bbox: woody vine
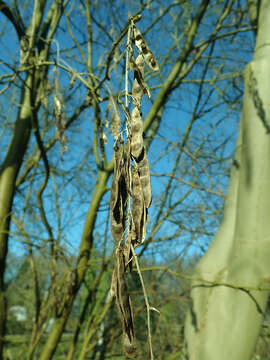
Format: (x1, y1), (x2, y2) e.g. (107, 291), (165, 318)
(109, 15), (159, 359)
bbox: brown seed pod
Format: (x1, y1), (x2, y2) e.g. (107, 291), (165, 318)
(123, 138), (131, 196)
(108, 95), (121, 139)
(133, 26), (159, 72)
(132, 54), (144, 106)
(136, 147), (152, 209)
(130, 107), (144, 159)
(112, 248), (137, 358)
(110, 144), (128, 243)
(110, 142), (122, 206)
(131, 168), (146, 244)
(131, 54), (150, 106)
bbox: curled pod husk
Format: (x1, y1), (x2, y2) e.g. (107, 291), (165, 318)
(130, 107), (144, 159)
(114, 248), (137, 358)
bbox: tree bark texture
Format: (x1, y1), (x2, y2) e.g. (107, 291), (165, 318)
(0, 73), (33, 358)
(185, 1), (270, 359)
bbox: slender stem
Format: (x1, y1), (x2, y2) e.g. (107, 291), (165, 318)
(131, 244), (154, 360)
(125, 22), (132, 107)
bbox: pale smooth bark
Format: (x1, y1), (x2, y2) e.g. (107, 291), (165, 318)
(185, 1), (270, 359)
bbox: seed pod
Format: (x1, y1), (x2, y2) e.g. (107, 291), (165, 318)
(123, 233), (133, 272)
(108, 95), (121, 139)
(110, 145), (128, 243)
(133, 26), (159, 72)
(132, 168), (146, 244)
(136, 147), (152, 208)
(130, 107), (144, 159)
(113, 248), (137, 359)
(110, 143), (122, 211)
(131, 54), (150, 106)
(123, 138), (131, 196)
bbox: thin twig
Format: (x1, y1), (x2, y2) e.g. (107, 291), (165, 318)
(151, 172), (225, 197)
(125, 21), (132, 107)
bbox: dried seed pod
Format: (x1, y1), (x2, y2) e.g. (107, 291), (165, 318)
(113, 248), (137, 359)
(110, 145), (128, 243)
(131, 54), (150, 106)
(136, 147), (152, 209)
(133, 26), (159, 72)
(108, 95), (121, 139)
(123, 138), (132, 196)
(131, 54), (144, 106)
(123, 332), (137, 359)
(130, 107), (144, 159)
(112, 172), (127, 242)
(110, 142), (122, 210)
(123, 233), (133, 271)
(131, 168), (146, 244)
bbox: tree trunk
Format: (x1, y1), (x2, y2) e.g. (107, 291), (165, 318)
(185, 1), (270, 359)
(0, 73), (33, 358)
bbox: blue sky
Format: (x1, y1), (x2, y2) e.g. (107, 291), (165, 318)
(0, 1), (255, 269)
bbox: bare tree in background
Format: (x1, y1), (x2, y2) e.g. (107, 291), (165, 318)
(0, 0), (259, 359)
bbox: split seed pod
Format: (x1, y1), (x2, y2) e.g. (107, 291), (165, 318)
(133, 26), (159, 72)
(110, 143), (128, 243)
(111, 248), (137, 358)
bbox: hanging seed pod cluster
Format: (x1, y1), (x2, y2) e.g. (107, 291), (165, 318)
(109, 16), (159, 359)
